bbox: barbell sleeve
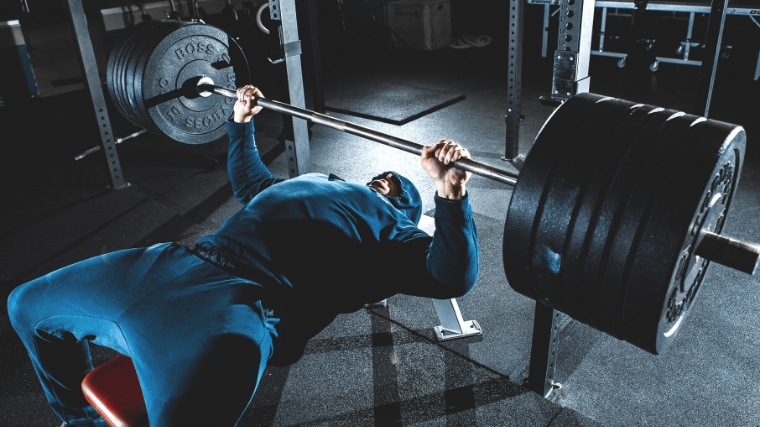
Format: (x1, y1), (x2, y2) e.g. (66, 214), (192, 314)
(199, 84), (520, 186)
(695, 231), (760, 275)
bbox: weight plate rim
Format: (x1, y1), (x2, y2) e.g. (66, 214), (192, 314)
(113, 22), (165, 129)
(107, 24), (138, 125)
(622, 121), (746, 354)
(120, 23), (171, 128)
(107, 24), (136, 123)
(121, 23), (166, 130)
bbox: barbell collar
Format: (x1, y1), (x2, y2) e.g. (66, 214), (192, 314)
(199, 84), (519, 186)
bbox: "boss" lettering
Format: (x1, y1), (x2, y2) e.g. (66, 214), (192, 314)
(182, 105), (228, 129)
(175, 42), (217, 60)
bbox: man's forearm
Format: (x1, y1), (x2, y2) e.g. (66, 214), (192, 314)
(226, 120), (282, 204)
(435, 181), (467, 201)
(426, 194), (479, 296)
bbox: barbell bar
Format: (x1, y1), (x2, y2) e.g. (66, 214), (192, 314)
(105, 20), (760, 355)
(75, 129), (149, 161)
(195, 80), (519, 186)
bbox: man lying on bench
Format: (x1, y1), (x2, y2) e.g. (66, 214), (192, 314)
(8, 85), (479, 427)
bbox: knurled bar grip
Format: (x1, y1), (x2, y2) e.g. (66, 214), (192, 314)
(203, 84), (519, 186)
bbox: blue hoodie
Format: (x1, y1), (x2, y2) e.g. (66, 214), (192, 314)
(367, 170), (423, 225)
(197, 120), (479, 365)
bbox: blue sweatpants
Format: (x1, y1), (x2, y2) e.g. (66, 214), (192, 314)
(8, 243), (279, 426)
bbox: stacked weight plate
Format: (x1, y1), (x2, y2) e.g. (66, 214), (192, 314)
(107, 20), (238, 144)
(619, 116), (744, 353)
(503, 93), (746, 354)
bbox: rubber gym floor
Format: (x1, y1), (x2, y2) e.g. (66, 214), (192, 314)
(1, 4), (759, 426)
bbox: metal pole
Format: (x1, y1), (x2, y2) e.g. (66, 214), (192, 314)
(300, 0), (325, 113)
(527, 302), (562, 397)
(504, 0), (525, 161)
(599, 7), (607, 52)
(549, 0), (595, 102)
(694, 0), (728, 117)
(542, 5), (550, 58)
(67, 0), (128, 189)
(203, 85), (519, 186)
(271, 0), (311, 177)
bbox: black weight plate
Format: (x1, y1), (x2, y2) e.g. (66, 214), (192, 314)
(106, 26), (133, 118)
(578, 106), (685, 333)
(138, 24), (224, 142)
(138, 21), (192, 130)
(120, 23), (174, 129)
(107, 25), (145, 106)
(128, 21), (186, 134)
(117, 22), (166, 129)
(111, 22), (166, 129)
(621, 118), (746, 354)
(528, 97), (636, 314)
(597, 111), (698, 340)
(227, 35), (251, 87)
(107, 24), (141, 125)
(112, 22), (172, 127)
(143, 23), (236, 144)
(133, 22), (222, 140)
(559, 102), (660, 322)
(120, 21), (179, 131)
(503, 93), (604, 303)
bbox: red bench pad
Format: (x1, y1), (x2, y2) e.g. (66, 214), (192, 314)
(81, 355), (149, 427)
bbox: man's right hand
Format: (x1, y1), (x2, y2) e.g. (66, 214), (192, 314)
(421, 139), (472, 201)
(233, 85), (264, 123)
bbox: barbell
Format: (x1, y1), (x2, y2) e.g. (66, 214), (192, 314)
(106, 20), (759, 355)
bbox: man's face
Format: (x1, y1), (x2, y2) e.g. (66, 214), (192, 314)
(369, 173), (401, 197)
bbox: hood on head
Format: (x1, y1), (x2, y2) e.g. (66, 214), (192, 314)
(367, 171), (422, 224)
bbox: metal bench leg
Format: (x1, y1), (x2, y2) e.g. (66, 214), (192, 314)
(365, 299), (388, 308)
(431, 298), (482, 341)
